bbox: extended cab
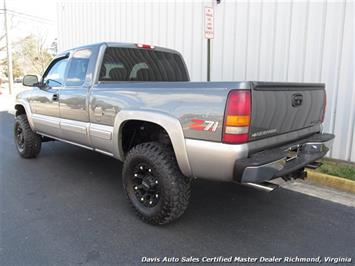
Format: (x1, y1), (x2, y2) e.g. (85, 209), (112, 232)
(15, 42), (334, 224)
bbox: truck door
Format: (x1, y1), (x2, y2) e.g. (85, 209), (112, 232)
(29, 56), (68, 137)
(59, 48), (92, 147)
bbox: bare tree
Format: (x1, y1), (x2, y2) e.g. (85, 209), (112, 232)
(1, 34), (53, 78)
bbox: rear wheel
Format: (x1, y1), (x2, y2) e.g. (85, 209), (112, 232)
(14, 114), (41, 158)
(122, 142), (191, 225)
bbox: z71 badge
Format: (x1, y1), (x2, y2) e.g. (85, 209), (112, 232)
(190, 119), (219, 132)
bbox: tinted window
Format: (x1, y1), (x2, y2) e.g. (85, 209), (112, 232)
(66, 58), (89, 86)
(43, 58), (68, 87)
(99, 47), (189, 82)
(66, 49), (91, 86)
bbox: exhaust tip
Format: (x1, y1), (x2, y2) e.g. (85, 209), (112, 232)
(243, 182), (279, 192)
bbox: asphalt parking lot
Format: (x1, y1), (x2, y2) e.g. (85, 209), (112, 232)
(1, 111), (354, 265)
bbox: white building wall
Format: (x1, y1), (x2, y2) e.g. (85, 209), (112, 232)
(57, 0), (354, 162)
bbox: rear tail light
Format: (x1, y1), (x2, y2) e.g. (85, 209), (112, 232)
(222, 90), (251, 144)
(136, 43), (155, 49)
(320, 91), (327, 123)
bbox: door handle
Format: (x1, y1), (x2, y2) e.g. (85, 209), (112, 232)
(52, 93), (59, 101)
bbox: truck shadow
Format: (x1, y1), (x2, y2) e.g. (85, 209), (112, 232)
(37, 130), (336, 230)
(37, 139), (355, 255)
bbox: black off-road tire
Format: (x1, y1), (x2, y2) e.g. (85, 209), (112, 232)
(14, 114), (41, 158)
(122, 142), (191, 225)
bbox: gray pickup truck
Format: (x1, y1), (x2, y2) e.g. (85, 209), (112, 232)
(15, 42), (334, 225)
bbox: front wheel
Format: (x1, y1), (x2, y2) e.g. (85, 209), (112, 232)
(122, 142), (191, 225)
(14, 114), (42, 158)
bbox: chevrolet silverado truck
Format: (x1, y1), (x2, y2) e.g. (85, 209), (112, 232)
(15, 42), (334, 225)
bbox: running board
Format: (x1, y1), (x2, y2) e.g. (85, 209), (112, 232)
(243, 182), (279, 192)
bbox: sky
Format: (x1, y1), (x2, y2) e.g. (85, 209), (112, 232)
(1, 0), (57, 47)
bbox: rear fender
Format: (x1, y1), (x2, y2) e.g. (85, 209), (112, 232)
(113, 110), (192, 177)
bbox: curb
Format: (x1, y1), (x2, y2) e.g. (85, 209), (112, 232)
(306, 170), (355, 194)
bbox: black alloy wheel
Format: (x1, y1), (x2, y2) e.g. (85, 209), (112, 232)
(131, 162), (161, 208)
(15, 123), (25, 152)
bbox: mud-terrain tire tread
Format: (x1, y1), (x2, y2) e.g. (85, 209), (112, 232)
(15, 114), (41, 158)
(123, 142), (191, 225)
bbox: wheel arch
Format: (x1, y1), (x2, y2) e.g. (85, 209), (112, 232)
(113, 110), (192, 177)
(14, 100), (35, 130)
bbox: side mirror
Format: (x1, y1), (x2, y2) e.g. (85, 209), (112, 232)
(22, 75), (39, 87)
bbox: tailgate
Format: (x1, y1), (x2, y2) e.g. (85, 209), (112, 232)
(249, 82), (325, 141)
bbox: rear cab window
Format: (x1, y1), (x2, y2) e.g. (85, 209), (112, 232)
(99, 47), (189, 82)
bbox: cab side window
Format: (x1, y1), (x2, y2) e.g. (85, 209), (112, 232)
(66, 49), (92, 86)
(43, 58), (68, 87)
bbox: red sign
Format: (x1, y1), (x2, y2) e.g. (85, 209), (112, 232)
(204, 7), (214, 39)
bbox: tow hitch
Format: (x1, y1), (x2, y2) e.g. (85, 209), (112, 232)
(281, 168), (307, 181)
